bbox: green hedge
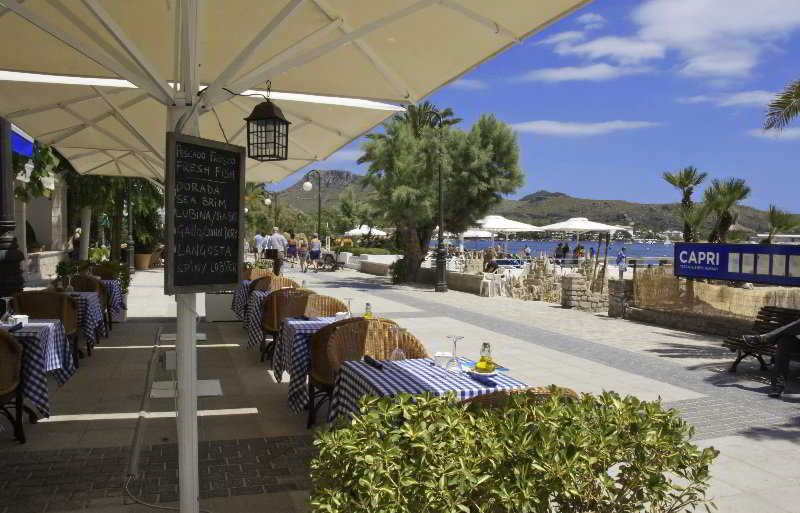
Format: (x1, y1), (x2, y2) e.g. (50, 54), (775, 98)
(311, 389), (718, 513)
(338, 247), (393, 256)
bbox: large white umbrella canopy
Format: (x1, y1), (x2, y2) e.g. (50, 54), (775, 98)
(344, 225), (386, 237)
(461, 228), (494, 238)
(0, 0), (590, 182)
(540, 217), (625, 233)
(477, 215), (542, 233)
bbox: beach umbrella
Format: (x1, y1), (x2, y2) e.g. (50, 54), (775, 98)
(476, 215), (541, 251)
(539, 217), (626, 233)
(461, 229), (494, 238)
(344, 225), (386, 237)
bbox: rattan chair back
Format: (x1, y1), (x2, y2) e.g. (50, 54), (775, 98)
(13, 291), (78, 336)
(247, 268), (275, 281)
(90, 265), (117, 280)
(311, 318), (398, 385)
(0, 330), (22, 397)
(304, 295), (348, 318)
(71, 275), (110, 308)
(261, 288), (314, 333)
(266, 276), (298, 292)
(384, 328), (429, 359)
(249, 275), (274, 294)
(464, 386), (579, 408)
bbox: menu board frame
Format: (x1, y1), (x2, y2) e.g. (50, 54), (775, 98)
(164, 132), (246, 295)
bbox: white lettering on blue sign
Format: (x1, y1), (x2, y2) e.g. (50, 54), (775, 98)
(679, 250), (719, 266)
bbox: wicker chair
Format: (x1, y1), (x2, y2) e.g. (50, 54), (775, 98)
(303, 295), (348, 318)
(71, 274), (112, 334)
(90, 265), (117, 280)
(265, 275), (298, 292)
(260, 288), (314, 362)
(464, 386), (579, 409)
(0, 330), (25, 443)
(247, 268), (275, 281)
(14, 291), (80, 366)
(307, 317), (398, 428)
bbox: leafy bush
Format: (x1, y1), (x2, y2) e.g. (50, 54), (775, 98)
(94, 261), (132, 296)
(57, 259), (131, 295)
(389, 258), (407, 284)
(88, 246), (110, 263)
(311, 390), (718, 513)
(339, 247), (392, 256)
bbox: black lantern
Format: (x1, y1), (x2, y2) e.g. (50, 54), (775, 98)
(245, 96), (290, 162)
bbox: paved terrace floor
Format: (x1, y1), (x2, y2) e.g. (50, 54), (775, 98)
(0, 266), (798, 513)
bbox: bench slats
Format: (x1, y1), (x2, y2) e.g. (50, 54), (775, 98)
(723, 306), (800, 371)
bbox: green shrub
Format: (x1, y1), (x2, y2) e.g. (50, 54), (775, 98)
(389, 257), (406, 284)
(341, 247), (392, 256)
(311, 390), (718, 513)
(88, 246), (110, 263)
(58, 259), (131, 295)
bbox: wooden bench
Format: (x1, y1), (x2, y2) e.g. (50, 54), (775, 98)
(722, 306), (800, 372)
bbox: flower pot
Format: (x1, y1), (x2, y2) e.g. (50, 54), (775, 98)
(134, 253), (152, 270)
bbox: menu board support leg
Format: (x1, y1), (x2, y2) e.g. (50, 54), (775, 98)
(176, 292), (199, 513)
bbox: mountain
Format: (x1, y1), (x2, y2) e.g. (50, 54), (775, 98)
(275, 170), (372, 213)
(276, 172), (780, 233)
(493, 190), (775, 233)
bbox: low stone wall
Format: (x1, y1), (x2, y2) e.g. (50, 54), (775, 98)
(626, 307), (750, 338)
(360, 261), (390, 276)
(25, 250), (67, 282)
(561, 273), (608, 312)
(415, 268), (484, 295)
(608, 278), (634, 318)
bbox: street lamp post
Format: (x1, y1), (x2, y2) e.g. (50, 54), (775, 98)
(264, 190), (277, 228)
(431, 114), (447, 293)
(303, 170), (322, 235)
(127, 179), (135, 273)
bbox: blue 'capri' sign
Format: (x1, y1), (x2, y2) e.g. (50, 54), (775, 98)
(674, 243), (800, 286)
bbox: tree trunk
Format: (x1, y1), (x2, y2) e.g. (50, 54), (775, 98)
(97, 215), (106, 245)
(681, 195), (693, 242)
(79, 205), (91, 260)
(397, 227), (430, 282)
(14, 199), (26, 256)
(111, 192), (123, 262)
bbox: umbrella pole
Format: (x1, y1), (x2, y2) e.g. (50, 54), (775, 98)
(592, 232), (602, 288)
(599, 232), (611, 293)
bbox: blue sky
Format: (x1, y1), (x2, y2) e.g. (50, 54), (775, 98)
(276, 0), (800, 212)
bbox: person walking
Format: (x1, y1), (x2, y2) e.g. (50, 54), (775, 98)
(287, 231), (297, 267)
(743, 320), (800, 398)
(267, 227), (288, 275)
(298, 237), (309, 273)
(523, 245), (532, 259)
(309, 233), (322, 271)
(616, 247), (627, 280)
(253, 232), (264, 259)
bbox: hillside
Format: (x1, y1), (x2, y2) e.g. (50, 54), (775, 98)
(276, 171), (779, 233)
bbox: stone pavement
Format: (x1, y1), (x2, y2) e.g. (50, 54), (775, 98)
(1, 266), (798, 512)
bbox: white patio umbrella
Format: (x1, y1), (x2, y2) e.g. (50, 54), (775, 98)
(476, 214), (541, 251)
(539, 217), (625, 233)
(0, 2), (591, 511)
(461, 228), (494, 238)
(344, 225), (386, 237)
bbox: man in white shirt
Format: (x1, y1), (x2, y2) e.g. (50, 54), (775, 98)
(267, 227), (288, 274)
(253, 232), (264, 258)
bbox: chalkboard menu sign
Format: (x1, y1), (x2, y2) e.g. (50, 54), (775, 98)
(164, 133), (246, 295)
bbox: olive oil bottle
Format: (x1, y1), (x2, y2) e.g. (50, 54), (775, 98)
(475, 342), (495, 373)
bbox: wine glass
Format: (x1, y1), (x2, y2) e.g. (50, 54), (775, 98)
(0, 297), (13, 324)
(344, 298), (353, 317)
(65, 274), (74, 292)
(389, 327), (406, 361)
(445, 335), (463, 373)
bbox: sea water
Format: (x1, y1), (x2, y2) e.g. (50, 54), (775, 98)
(457, 240), (675, 260)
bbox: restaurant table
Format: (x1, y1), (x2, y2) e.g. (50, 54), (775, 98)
(100, 279), (125, 313)
(329, 358), (529, 423)
(8, 320), (76, 418)
(231, 280), (252, 320)
(244, 289), (272, 349)
(68, 291), (108, 347)
(273, 316), (337, 413)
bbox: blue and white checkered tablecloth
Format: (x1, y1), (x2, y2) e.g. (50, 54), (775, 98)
(329, 358), (529, 423)
(273, 317), (336, 413)
(101, 279), (125, 313)
(69, 292), (107, 347)
(245, 290), (272, 348)
(231, 280), (252, 320)
(12, 320), (76, 418)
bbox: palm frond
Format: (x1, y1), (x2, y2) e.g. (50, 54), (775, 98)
(764, 79), (800, 130)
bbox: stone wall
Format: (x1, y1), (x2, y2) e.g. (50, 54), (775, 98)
(25, 250), (67, 283)
(626, 307), (750, 338)
(561, 273), (609, 312)
(608, 278), (634, 318)
(415, 268), (484, 295)
(360, 261), (390, 276)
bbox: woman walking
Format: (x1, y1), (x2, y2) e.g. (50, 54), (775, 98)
(309, 233), (322, 271)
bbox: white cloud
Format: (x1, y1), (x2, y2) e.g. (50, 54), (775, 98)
(748, 128), (800, 140)
(537, 31), (585, 47)
(515, 63), (648, 82)
(449, 78), (488, 90)
(576, 13), (606, 30)
(677, 90), (776, 106)
(512, 120), (662, 136)
(555, 36), (665, 64)
(633, 0), (800, 77)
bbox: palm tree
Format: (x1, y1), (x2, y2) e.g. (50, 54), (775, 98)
(662, 166), (708, 242)
(704, 178), (751, 243)
(679, 203), (710, 242)
(764, 78), (800, 130)
(765, 205), (799, 244)
(393, 101), (462, 137)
